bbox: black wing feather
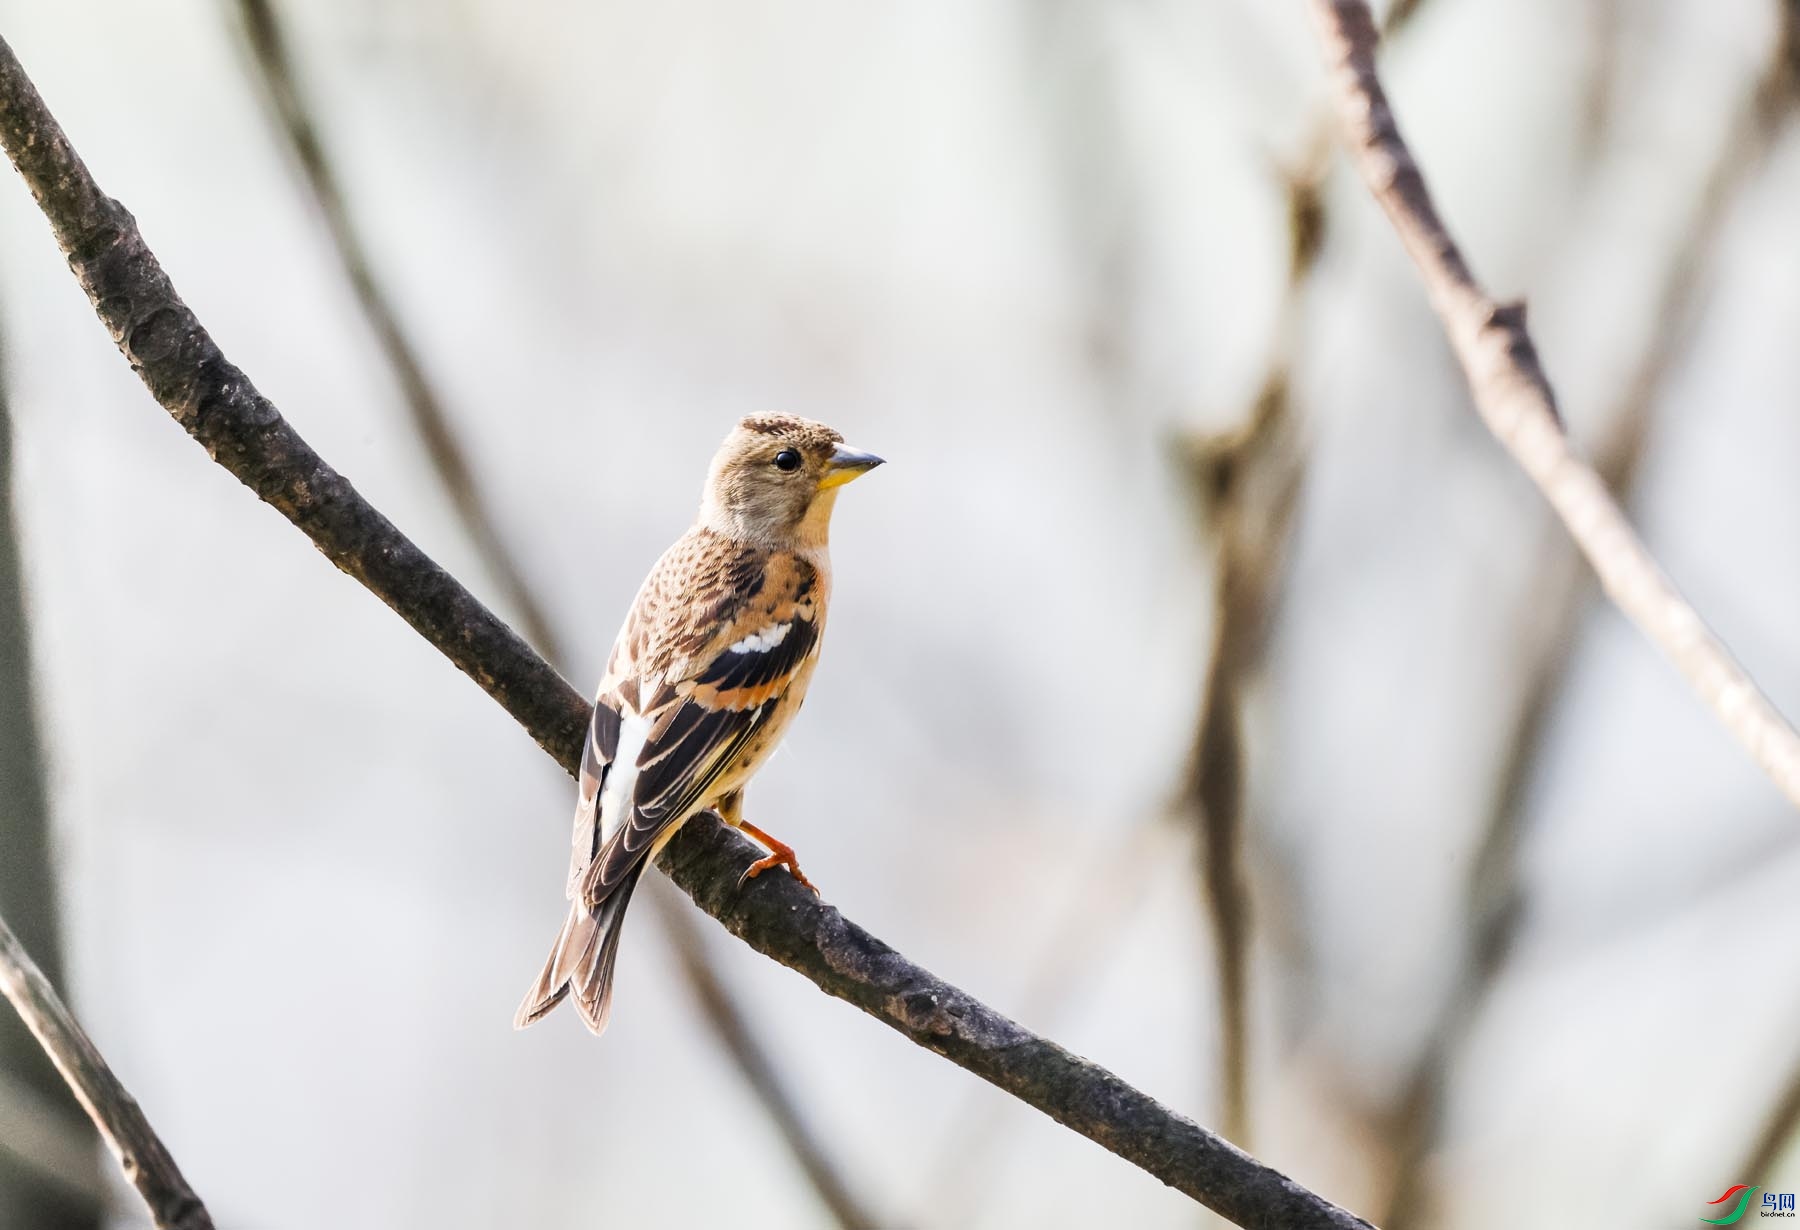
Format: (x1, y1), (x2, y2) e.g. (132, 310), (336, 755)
(693, 618), (820, 694)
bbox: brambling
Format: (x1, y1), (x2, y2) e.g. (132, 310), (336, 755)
(515, 413), (883, 1036)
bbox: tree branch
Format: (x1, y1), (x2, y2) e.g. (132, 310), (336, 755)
(0, 31), (1373, 1230)
(1308, 0), (1800, 813)
(0, 912), (211, 1230)
(1379, 45), (1800, 1226)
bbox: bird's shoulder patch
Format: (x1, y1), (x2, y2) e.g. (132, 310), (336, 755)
(686, 552), (823, 710)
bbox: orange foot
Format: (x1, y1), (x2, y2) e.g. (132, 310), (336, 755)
(736, 819), (819, 894)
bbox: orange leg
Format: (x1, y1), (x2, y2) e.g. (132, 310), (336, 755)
(736, 819), (818, 894)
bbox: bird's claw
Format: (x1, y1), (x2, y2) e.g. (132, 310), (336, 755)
(738, 851), (819, 894)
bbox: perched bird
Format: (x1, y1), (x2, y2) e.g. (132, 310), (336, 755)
(515, 413), (883, 1035)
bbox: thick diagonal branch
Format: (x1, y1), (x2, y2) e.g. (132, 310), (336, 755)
(1309, 0), (1800, 812)
(0, 913), (211, 1230)
(0, 33), (1371, 1230)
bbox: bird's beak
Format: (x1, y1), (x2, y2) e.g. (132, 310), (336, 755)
(818, 443), (885, 489)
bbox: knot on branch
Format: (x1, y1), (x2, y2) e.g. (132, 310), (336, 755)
(892, 987), (961, 1037)
(1481, 298), (1564, 431)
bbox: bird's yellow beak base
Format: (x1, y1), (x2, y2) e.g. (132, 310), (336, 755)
(818, 443), (885, 489)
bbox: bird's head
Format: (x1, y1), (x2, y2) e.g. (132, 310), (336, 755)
(700, 413), (883, 548)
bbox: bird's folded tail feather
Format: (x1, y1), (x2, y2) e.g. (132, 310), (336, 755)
(513, 861), (647, 1035)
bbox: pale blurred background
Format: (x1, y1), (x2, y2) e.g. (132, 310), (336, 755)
(0, 1), (1797, 1227)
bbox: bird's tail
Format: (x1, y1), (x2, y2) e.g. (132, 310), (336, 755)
(513, 863), (646, 1036)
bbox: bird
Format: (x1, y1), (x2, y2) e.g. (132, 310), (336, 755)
(514, 413), (883, 1036)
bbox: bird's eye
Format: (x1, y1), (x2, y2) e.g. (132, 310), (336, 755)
(773, 448), (802, 472)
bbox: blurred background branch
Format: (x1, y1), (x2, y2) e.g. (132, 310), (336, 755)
(0, 912), (212, 1230)
(223, 4), (881, 1225)
(0, 316), (99, 1229)
(1167, 0), (1437, 1152)
(1172, 161), (1320, 1149)
(226, 0), (560, 661)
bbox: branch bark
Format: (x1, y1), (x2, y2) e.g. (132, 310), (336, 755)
(0, 31), (1373, 1230)
(0, 912), (211, 1230)
(1308, 0), (1800, 813)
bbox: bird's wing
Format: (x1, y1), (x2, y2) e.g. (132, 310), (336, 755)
(578, 540), (823, 912)
(563, 695), (622, 900)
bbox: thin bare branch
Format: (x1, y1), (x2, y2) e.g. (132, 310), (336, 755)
(0, 32), (1375, 1230)
(0, 912), (211, 1230)
(221, 6), (881, 1223)
(1173, 163), (1322, 1148)
(227, 0), (560, 660)
(1309, 0), (1800, 812)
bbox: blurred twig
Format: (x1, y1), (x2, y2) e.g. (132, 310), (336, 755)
(2, 316), (100, 1230)
(1171, 164), (1322, 1148)
(0, 912), (211, 1230)
(0, 32), (1377, 1230)
(1578, 0), (1625, 162)
(227, 0), (559, 659)
(223, 5), (880, 1225)
(1155, 1), (1431, 1154)
(1310, 0), (1800, 807)
(1373, 23), (1800, 1227)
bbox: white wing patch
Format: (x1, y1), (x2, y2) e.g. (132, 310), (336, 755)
(728, 623), (791, 654)
(598, 708), (653, 847)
